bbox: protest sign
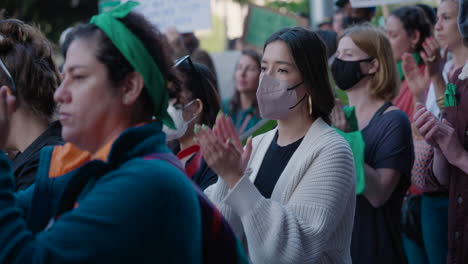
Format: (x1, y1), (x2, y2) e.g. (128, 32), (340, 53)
(350, 0), (419, 8)
(243, 5), (308, 48)
(107, 0), (212, 33)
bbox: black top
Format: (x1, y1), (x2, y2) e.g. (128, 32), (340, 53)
(254, 131), (303, 198)
(12, 121), (63, 191)
(351, 102), (414, 264)
(192, 159), (218, 190)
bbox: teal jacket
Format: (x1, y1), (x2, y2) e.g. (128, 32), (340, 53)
(0, 122), (203, 263)
(222, 98), (262, 133)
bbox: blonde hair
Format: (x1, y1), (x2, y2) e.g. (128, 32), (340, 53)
(341, 24), (400, 101)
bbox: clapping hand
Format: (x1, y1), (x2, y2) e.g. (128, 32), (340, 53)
(402, 53), (430, 103)
(195, 114), (252, 188)
(413, 103), (464, 165)
(331, 99), (351, 132)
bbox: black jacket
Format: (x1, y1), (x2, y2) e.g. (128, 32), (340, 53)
(12, 121), (63, 191)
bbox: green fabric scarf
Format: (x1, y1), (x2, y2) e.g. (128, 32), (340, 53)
(444, 83), (457, 107)
(90, 1), (175, 129)
(335, 106), (366, 195)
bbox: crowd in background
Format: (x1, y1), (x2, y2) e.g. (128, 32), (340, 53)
(0, 0), (465, 263)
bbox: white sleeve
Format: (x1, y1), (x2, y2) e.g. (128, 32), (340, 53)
(204, 175), (246, 239)
(222, 139), (355, 264)
(204, 133), (267, 239)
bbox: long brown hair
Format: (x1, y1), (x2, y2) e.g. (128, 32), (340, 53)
(228, 48), (261, 116)
(341, 24), (400, 101)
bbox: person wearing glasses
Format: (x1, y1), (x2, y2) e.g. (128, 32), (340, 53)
(0, 19), (63, 191)
(164, 55), (221, 190)
(0, 2), (247, 263)
(196, 27), (356, 263)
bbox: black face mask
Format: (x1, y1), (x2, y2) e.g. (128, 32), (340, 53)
(331, 57), (373, 91)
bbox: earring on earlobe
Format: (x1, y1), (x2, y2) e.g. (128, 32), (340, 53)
(308, 96), (313, 115)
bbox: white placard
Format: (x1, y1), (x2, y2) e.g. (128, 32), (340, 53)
(350, 0), (419, 8)
(211, 51), (241, 100)
(123, 0), (212, 33)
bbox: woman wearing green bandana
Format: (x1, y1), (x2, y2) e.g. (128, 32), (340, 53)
(0, 2), (247, 263)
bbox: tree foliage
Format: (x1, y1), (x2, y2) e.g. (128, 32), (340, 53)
(0, 0), (98, 44)
(265, 0), (309, 17)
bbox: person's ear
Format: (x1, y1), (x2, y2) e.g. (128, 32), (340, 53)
(2, 85), (18, 112)
(410, 30), (421, 50)
(121, 72), (144, 106)
(183, 99), (203, 121)
(367, 58), (379, 75)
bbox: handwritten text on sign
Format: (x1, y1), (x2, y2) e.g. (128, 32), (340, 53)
(124, 0), (212, 33)
(350, 0), (419, 8)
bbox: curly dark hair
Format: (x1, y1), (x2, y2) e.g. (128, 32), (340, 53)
(228, 48), (261, 117)
(0, 19), (60, 122)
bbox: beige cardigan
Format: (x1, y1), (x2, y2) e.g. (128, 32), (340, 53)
(206, 118), (356, 264)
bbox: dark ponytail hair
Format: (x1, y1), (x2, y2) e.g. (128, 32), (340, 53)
(391, 6), (432, 53)
(178, 61), (220, 128)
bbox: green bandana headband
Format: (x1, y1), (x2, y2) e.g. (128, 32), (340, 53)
(90, 1), (175, 129)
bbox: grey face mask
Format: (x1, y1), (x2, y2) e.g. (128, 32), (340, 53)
(256, 74), (305, 120)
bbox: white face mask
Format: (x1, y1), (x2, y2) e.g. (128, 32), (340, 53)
(163, 100), (197, 141)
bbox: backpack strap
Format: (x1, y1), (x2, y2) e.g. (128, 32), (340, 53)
(144, 152), (241, 264)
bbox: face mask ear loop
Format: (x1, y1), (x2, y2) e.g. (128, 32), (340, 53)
(286, 81), (305, 91)
(289, 93), (307, 110)
(360, 58), (376, 77)
(183, 99), (199, 124)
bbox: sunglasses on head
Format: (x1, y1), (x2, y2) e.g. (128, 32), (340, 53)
(0, 57), (16, 94)
(173, 55), (211, 113)
(174, 55), (194, 68)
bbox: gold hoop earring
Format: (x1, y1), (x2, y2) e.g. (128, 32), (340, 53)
(308, 96), (313, 115)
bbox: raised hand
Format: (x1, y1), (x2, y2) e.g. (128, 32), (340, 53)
(196, 117), (252, 188)
(434, 119), (464, 166)
(420, 37), (447, 78)
(413, 103), (439, 146)
(330, 99), (350, 132)
(212, 113), (243, 152)
(402, 53), (430, 103)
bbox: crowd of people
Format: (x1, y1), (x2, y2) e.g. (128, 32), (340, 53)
(0, 0), (466, 263)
